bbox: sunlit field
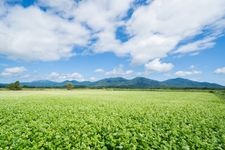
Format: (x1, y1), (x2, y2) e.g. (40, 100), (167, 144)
(0, 90), (225, 149)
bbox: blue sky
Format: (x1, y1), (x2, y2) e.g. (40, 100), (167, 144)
(0, 0), (225, 85)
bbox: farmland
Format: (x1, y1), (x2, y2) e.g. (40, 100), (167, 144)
(0, 90), (225, 149)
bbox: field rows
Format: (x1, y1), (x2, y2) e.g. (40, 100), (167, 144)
(0, 90), (225, 149)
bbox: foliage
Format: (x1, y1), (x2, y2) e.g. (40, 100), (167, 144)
(7, 81), (22, 90)
(0, 90), (225, 149)
(65, 82), (74, 90)
(214, 90), (225, 100)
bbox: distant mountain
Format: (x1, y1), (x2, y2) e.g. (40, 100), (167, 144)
(83, 77), (161, 88)
(161, 78), (224, 89)
(62, 80), (93, 87)
(22, 80), (61, 87)
(1, 77), (224, 89)
(0, 83), (6, 88)
(126, 77), (161, 88)
(94, 77), (129, 87)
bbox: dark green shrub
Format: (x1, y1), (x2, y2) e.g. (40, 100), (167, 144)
(65, 82), (74, 90)
(8, 81), (22, 90)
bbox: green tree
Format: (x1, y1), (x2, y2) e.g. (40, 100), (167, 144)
(65, 82), (74, 90)
(8, 81), (22, 90)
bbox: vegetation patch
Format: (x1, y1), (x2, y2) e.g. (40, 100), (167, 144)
(214, 90), (225, 101)
(0, 90), (225, 149)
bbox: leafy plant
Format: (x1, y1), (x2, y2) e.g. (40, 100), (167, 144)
(0, 90), (224, 149)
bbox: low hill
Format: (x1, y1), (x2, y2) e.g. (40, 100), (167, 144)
(0, 77), (224, 89)
(161, 78), (224, 89)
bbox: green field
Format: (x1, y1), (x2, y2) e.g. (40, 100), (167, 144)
(0, 90), (225, 149)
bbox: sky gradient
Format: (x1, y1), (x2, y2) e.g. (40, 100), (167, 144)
(0, 0), (225, 85)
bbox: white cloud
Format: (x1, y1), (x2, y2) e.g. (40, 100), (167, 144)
(175, 70), (201, 77)
(105, 65), (134, 77)
(145, 59), (174, 73)
(215, 67), (225, 74)
(94, 68), (105, 73)
(174, 37), (216, 54)
(0, 5), (89, 61)
(74, 0), (133, 31)
(74, 0), (133, 57)
(88, 0), (225, 65)
(0, 66), (26, 77)
(95, 65), (153, 78)
(49, 72), (84, 81)
(89, 77), (97, 81)
(124, 0), (225, 63)
(0, 0), (225, 68)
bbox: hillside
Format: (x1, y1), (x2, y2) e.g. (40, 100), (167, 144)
(12, 77), (224, 89)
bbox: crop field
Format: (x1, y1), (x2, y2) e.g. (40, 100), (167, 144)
(0, 90), (225, 149)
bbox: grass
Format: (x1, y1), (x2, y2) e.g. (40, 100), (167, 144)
(0, 89), (225, 149)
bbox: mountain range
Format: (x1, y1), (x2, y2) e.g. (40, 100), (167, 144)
(9, 77), (223, 89)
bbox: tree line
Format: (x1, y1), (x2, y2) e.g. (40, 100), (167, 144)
(7, 81), (74, 90)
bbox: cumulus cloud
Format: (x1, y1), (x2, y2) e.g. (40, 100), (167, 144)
(74, 0), (132, 31)
(89, 77), (97, 81)
(74, 0), (133, 57)
(0, 66), (26, 77)
(94, 68), (105, 73)
(123, 0), (225, 64)
(215, 67), (225, 74)
(74, 0), (225, 65)
(48, 72), (84, 81)
(145, 59), (174, 73)
(105, 65), (134, 77)
(0, 0), (225, 69)
(175, 70), (201, 77)
(0, 4), (89, 61)
(175, 66), (201, 77)
(95, 65), (152, 78)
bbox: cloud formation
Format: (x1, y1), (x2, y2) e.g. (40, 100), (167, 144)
(124, 0), (225, 64)
(94, 68), (105, 73)
(0, 3), (89, 61)
(174, 37), (216, 55)
(105, 65), (134, 77)
(145, 59), (174, 73)
(0, 66), (26, 77)
(175, 67), (201, 77)
(215, 67), (225, 74)
(0, 0), (225, 70)
(49, 72), (84, 81)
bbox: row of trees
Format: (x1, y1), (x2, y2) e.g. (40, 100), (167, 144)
(7, 81), (74, 90)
